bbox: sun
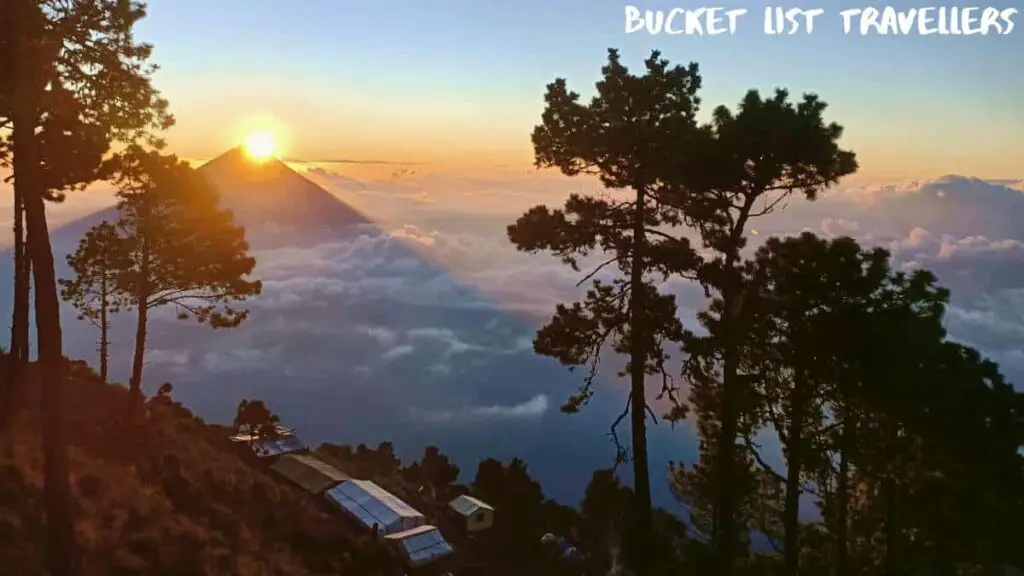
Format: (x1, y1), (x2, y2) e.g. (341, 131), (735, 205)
(243, 131), (277, 162)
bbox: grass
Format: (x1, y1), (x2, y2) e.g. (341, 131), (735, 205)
(0, 360), (400, 576)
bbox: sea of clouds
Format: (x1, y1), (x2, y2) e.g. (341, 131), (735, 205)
(292, 165), (1024, 384)
(4, 165), (1023, 506)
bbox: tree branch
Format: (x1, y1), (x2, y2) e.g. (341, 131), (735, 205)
(608, 394), (632, 469)
(642, 227), (679, 243)
(645, 402), (658, 425)
(657, 356), (688, 422)
(148, 289), (235, 309)
(749, 192), (790, 218)
(742, 435), (787, 484)
(577, 256), (621, 287)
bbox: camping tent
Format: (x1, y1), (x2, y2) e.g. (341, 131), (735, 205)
(325, 479), (426, 535)
(270, 453), (349, 493)
(230, 427), (307, 459)
(251, 434), (306, 458)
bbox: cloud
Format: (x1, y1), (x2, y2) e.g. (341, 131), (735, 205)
(357, 325), (398, 346)
(202, 347), (280, 374)
(288, 158), (420, 166)
(381, 344), (415, 360)
(407, 327), (483, 356)
(428, 363), (452, 375)
(301, 168), (371, 191)
(410, 394), (550, 424)
(244, 226), (586, 319)
(230, 172), (1024, 382)
(819, 217), (860, 237)
(147, 348), (192, 370)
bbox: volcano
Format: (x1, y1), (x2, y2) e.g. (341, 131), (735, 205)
(49, 147), (371, 251)
(199, 148), (371, 245)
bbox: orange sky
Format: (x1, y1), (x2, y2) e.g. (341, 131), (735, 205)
(159, 88), (1020, 183)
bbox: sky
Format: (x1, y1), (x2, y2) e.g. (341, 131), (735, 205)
(134, 0), (1023, 181)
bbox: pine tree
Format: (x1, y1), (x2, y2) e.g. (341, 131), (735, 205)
(507, 49), (703, 575)
(1, 2), (171, 570)
(109, 147), (261, 409)
(669, 89), (858, 575)
(59, 221), (130, 383)
(738, 233), (892, 576)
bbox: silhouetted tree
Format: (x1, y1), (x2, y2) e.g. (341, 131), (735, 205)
(579, 469), (631, 573)
(903, 343), (1024, 572)
(373, 441), (400, 474)
(668, 88), (858, 574)
(472, 457), (548, 571)
(412, 445), (459, 500)
(355, 443), (372, 462)
(318, 442), (356, 467)
(815, 283), (1024, 575)
(507, 49), (704, 575)
(2, 54), (107, 428)
(59, 221), (130, 383)
(688, 233), (1024, 575)
(155, 382), (173, 401)
(233, 398), (280, 445)
(107, 147), (260, 409)
(811, 261), (949, 576)
(736, 233), (896, 576)
(1, 1), (171, 571)
(0, 21), (106, 428)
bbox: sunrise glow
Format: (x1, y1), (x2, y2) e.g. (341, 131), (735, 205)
(243, 131), (277, 162)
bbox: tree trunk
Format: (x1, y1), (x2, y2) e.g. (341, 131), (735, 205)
(883, 474), (899, 576)
(712, 198), (755, 576)
(128, 296), (148, 408)
(835, 423), (851, 576)
(782, 390), (806, 576)
(882, 425), (901, 576)
(4, 188), (31, 429)
(628, 186), (652, 576)
(14, 86), (78, 575)
(714, 321), (740, 575)
(99, 270), (108, 383)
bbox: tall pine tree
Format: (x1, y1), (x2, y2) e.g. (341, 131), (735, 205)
(670, 89), (857, 574)
(507, 49), (702, 575)
(59, 221), (130, 383)
(109, 147), (260, 410)
(1, 2), (169, 569)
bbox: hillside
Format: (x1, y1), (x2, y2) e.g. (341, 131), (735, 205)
(0, 360), (399, 576)
(0, 356), (697, 576)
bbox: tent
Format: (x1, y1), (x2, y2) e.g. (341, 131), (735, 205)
(270, 453), (349, 493)
(325, 479), (425, 535)
(230, 426), (307, 459)
(251, 434), (306, 458)
(385, 524), (454, 567)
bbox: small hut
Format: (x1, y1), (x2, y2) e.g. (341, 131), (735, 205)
(448, 494), (495, 532)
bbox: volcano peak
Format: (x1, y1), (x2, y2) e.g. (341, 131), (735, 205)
(198, 147), (370, 240)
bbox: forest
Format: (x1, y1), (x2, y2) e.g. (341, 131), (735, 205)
(1, 2), (1022, 576)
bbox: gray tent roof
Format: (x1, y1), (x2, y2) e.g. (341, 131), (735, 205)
(270, 453), (349, 493)
(385, 524), (454, 566)
(449, 494), (495, 516)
